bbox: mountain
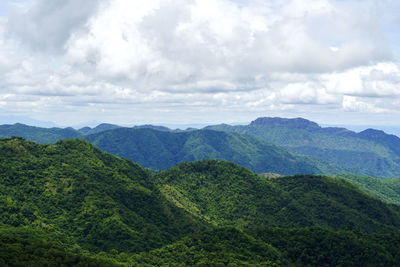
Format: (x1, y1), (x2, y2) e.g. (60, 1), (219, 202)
(206, 117), (400, 178)
(358, 128), (400, 158)
(2, 138), (400, 265)
(247, 227), (400, 267)
(0, 137), (206, 254)
(78, 123), (122, 135)
(155, 159), (400, 233)
(334, 174), (400, 205)
(84, 127), (343, 175)
(130, 227), (288, 266)
(0, 115), (58, 128)
(0, 123), (83, 144)
(0, 225), (121, 266)
(132, 124), (171, 131)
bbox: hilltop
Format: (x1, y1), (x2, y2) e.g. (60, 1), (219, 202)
(206, 117), (400, 178)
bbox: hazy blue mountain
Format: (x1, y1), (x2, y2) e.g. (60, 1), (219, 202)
(0, 115), (58, 128)
(84, 127), (344, 175)
(132, 124), (171, 131)
(206, 117), (400, 178)
(78, 123), (122, 135)
(0, 123), (82, 144)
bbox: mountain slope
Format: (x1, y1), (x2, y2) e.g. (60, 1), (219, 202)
(0, 225), (121, 266)
(206, 117), (400, 178)
(78, 123), (122, 135)
(335, 174), (400, 205)
(0, 123), (82, 144)
(247, 227), (400, 267)
(2, 138), (400, 265)
(84, 127), (343, 175)
(131, 227), (288, 266)
(0, 137), (206, 254)
(156, 160), (400, 233)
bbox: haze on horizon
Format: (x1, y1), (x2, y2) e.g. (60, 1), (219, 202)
(0, 0), (399, 127)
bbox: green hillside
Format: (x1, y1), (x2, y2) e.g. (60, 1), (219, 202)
(335, 174), (400, 205)
(206, 117), (400, 178)
(130, 227), (288, 266)
(247, 227), (400, 266)
(0, 225), (121, 266)
(156, 160), (400, 232)
(78, 123), (122, 135)
(0, 123), (82, 144)
(84, 127), (343, 175)
(3, 137), (400, 265)
(0, 137), (205, 254)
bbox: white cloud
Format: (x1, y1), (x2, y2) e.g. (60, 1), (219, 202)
(7, 0), (102, 53)
(0, 0), (399, 125)
(324, 62), (400, 97)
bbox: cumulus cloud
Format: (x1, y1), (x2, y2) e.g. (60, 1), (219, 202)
(7, 0), (102, 53)
(0, 0), (399, 125)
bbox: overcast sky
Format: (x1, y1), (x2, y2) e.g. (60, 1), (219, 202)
(0, 0), (400, 127)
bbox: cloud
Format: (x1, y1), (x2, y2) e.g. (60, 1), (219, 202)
(63, 0), (393, 87)
(324, 62), (400, 98)
(7, 0), (102, 53)
(0, 0), (399, 125)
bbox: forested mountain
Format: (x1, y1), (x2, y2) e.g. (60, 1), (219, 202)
(0, 137), (206, 254)
(155, 160), (400, 232)
(84, 127), (343, 175)
(2, 137), (400, 265)
(0, 123), (171, 143)
(78, 123), (122, 135)
(2, 118), (400, 178)
(335, 174), (400, 205)
(206, 117), (400, 178)
(0, 123), (82, 144)
(247, 227), (400, 266)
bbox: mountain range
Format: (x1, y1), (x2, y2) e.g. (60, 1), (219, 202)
(206, 117), (400, 178)
(2, 137), (400, 265)
(2, 117), (400, 178)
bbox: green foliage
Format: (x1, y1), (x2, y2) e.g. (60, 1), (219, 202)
(130, 227), (288, 266)
(248, 227), (398, 267)
(85, 128), (343, 175)
(0, 137), (206, 254)
(0, 225), (121, 266)
(156, 160), (400, 232)
(79, 123), (122, 135)
(0, 123), (83, 144)
(336, 174), (400, 205)
(3, 136), (400, 266)
(206, 118), (400, 178)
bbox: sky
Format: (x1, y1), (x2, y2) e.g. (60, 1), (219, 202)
(0, 0), (400, 127)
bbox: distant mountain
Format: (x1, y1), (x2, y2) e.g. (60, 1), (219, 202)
(358, 128), (400, 157)
(156, 159), (400, 233)
(0, 123), (82, 144)
(78, 123), (122, 135)
(133, 124), (171, 131)
(0, 115), (58, 128)
(0, 123), (172, 144)
(206, 117), (400, 178)
(251, 117), (320, 130)
(78, 124), (172, 135)
(84, 127), (343, 175)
